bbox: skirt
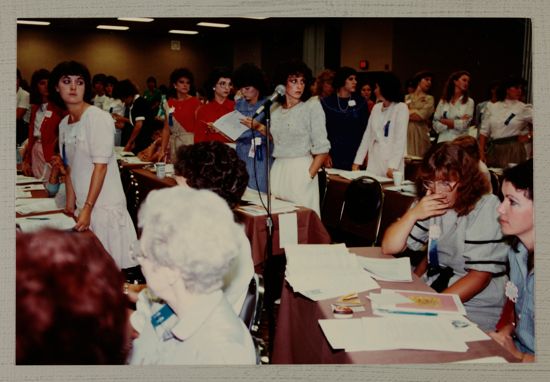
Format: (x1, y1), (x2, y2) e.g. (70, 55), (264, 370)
(270, 156), (320, 216)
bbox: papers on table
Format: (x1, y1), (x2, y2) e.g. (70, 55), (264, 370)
(453, 356), (508, 363)
(369, 289), (467, 316)
(325, 168), (392, 183)
(16, 213), (75, 232)
(120, 156), (152, 165)
(212, 110), (248, 141)
(15, 198), (61, 215)
(16, 174), (43, 184)
(17, 184), (46, 192)
(319, 315), (469, 352)
(284, 244), (380, 301)
(238, 188), (298, 215)
(278, 212), (298, 248)
(16, 190), (32, 198)
(356, 256), (412, 282)
(384, 182), (417, 196)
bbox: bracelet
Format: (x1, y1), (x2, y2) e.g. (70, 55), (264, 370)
(84, 201), (94, 209)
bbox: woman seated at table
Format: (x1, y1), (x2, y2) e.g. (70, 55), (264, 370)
(352, 72), (408, 179)
(129, 187), (257, 365)
(381, 142), (508, 331)
(173, 141), (254, 314)
(489, 159), (534, 362)
(194, 68), (235, 143)
(17, 229), (129, 364)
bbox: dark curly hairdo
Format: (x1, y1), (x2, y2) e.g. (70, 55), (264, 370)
(112, 79), (138, 100)
(415, 141), (490, 217)
(376, 72), (403, 103)
(411, 70), (434, 89)
(232, 63), (268, 98)
(92, 73), (107, 86)
(332, 66), (357, 90)
(496, 76), (527, 101)
(441, 70), (471, 104)
(48, 61), (93, 109)
(204, 67), (233, 101)
(168, 68), (196, 97)
(16, 229), (128, 364)
(174, 141), (249, 209)
(105, 75), (118, 86)
(30, 68), (50, 105)
(502, 158), (533, 201)
(274, 59), (313, 102)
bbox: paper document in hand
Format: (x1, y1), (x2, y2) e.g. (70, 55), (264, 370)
(371, 289), (467, 315)
(16, 198), (61, 215)
(357, 256), (412, 281)
(16, 213), (75, 232)
(212, 110), (248, 141)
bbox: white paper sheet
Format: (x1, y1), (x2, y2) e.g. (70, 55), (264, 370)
(357, 256), (413, 282)
(16, 213), (75, 232)
(17, 184), (46, 191)
(16, 174), (43, 184)
(16, 190), (32, 198)
(121, 156), (152, 165)
(325, 168), (392, 183)
(384, 184), (417, 196)
(453, 356), (508, 363)
(15, 198), (61, 215)
(212, 110), (249, 141)
(278, 212), (298, 249)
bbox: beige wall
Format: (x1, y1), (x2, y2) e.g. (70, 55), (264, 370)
(17, 28), (216, 91)
(340, 19), (393, 72)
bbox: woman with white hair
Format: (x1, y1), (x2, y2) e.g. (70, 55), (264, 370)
(129, 187), (256, 365)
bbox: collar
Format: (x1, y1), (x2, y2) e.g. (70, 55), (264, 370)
(510, 241), (532, 278)
(170, 289), (224, 341)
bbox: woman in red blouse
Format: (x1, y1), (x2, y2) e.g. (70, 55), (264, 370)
(157, 68), (201, 162)
(194, 68), (235, 143)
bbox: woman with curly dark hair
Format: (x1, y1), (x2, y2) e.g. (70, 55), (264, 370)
(381, 142), (509, 331)
(173, 141), (253, 314)
(16, 229), (129, 364)
(265, 60), (330, 216)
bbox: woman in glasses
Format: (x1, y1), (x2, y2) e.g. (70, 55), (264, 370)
(194, 68), (235, 143)
(381, 142), (508, 331)
(489, 159), (534, 362)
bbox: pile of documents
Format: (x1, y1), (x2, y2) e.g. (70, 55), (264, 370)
(16, 213), (76, 232)
(284, 244), (380, 301)
(356, 256), (412, 282)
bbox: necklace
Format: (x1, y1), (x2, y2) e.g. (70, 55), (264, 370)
(337, 96), (350, 112)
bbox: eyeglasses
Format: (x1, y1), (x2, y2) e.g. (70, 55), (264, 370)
(422, 180), (458, 193)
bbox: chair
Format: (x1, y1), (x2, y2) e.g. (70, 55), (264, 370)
(337, 176), (384, 247)
(318, 167), (328, 211)
(238, 273), (266, 364)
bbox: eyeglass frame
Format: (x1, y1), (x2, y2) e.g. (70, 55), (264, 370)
(422, 180), (459, 193)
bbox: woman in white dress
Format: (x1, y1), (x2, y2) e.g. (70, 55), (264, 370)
(267, 60), (330, 216)
(432, 70), (475, 143)
(352, 72), (409, 179)
(50, 61), (137, 269)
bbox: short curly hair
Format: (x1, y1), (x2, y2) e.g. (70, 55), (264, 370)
(30, 68), (50, 105)
(274, 59), (313, 102)
(376, 72), (403, 103)
(16, 229), (128, 364)
(174, 141), (248, 209)
(233, 63), (268, 97)
(168, 67), (196, 97)
(204, 67), (233, 101)
(137, 187), (245, 294)
(415, 141), (490, 217)
(332, 66), (357, 90)
(48, 61), (93, 109)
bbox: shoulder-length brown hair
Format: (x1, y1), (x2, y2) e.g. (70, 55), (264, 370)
(415, 142), (489, 217)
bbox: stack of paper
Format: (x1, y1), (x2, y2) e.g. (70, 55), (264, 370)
(356, 256), (412, 282)
(319, 315), (470, 352)
(284, 244), (380, 301)
(369, 289), (467, 316)
(16, 213), (75, 232)
(16, 198), (61, 215)
(384, 181), (417, 196)
(325, 168), (392, 183)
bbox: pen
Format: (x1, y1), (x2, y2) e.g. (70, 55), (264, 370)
(26, 217), (50, 220)
(377, 309), (438, 316)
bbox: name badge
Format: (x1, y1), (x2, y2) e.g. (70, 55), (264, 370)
(348, 99), (356, 107)
(248, 137), (262, 158)
(45, 110), (53, 118)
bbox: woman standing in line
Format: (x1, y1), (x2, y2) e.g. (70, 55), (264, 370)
(50, 61), (137, 269)
(157, 68), (201, 162)
(266, 60), (330, 216)
(489, 159), (534, 362)
(432, 70), (474, 143)
(194, 68), (235, 143)
(352, 72), (408, 179)
(321, 66), (369, 170)
(22, 68), (65, 179)
(405, 70), (435, 157)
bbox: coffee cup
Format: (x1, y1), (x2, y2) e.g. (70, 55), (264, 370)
(393, 170), (403, 186)
(155, 162), (166, 179)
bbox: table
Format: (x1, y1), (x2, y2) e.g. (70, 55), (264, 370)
(321, 174), (416, 245)
(271, 247), (518, 364)
(129, 168), (332, 271)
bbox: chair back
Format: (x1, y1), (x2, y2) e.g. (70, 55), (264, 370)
(338, 176), (384, 246)
(238, 273), (264, 333)
(318, 168), (328, 210)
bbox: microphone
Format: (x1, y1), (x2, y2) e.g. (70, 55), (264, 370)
(252, 84), (286, 119)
